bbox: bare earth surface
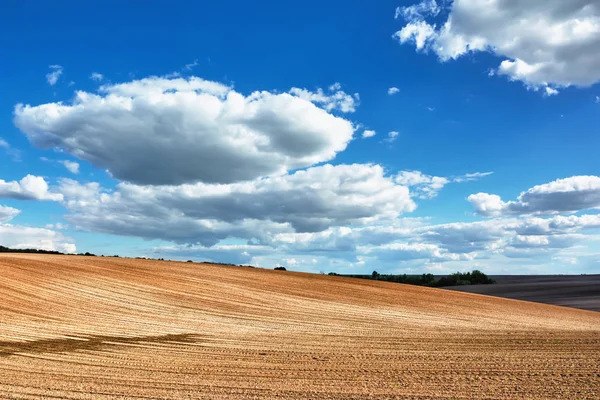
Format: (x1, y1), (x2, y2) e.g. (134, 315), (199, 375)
(0, 254), (599, 399)
(445, 275), (600, 312)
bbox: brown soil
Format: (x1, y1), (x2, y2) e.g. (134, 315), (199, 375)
(0, 254), (598, 399)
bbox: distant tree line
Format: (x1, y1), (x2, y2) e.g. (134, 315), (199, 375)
(328, 269), (495, 287)
(0, 245), (99, 257)
(0, 245), (63, 255)
(435, 270), (495, 286)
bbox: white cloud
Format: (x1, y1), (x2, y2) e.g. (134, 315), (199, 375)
(0, 175), (63, 201)
(328, 82), (341, 91)
(39, 170), (598, 270)
(545, 87), (559, 96)
(184, 60), (199, 71)
(0, 205), (20, 223)
(152, 243), (272, 265)
(362, 129), (376, 138)
(395, 0), (440, 21)
(396, 170), (493, 199)
(283, 257), (298, 266)
(0, 139), (8, 148)
(385, 131), (399, 143)
(394, 1), (600, 93)
(45, 222), (68, 230)
(288, 82), (359, 113)
(0, 223), (75, 253)
(596, 95), (600, 103)
(469, 176), (600, 216)
(270, 219), (495, 266)
(0, 204), (74, 252)
(15, 75), (357, 185)
(273, 226), (361, 254)
(361, 242), (474, 263)
(39, 156), (80, 173)
(267, 210), (600, 269)
(90, 72), (104, 82)
(468, 193), (505, 217)
(58, 164), (416, 246)
(60, 160), (80, 174)
(244, 220), (473, 268)
(395, 171), (449, 199)
(46, 65), (63, 86)
(387, 87), (400, 95)
(419, 218), (516, 254)
(452, 171), (494, 183)
(515, 214), (600, 235)
(386, 215), (596, 262)
(394, 20), (437, 51)
(510, 234), (583, 249)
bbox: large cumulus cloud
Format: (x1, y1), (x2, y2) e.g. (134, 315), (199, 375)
(394, 0), (600, 93)
(0, 175), (63, 201)
(14, 76), (357, 185)
(469, 176), (600, 216)
(58, 164), (417, 246)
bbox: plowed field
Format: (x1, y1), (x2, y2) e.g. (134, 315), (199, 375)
(0, 254), (598, 399)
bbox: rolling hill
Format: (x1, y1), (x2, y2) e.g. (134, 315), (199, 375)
(1, 254), (598, 399)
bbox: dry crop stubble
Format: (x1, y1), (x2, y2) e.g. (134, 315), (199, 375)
(0, 254), (598, 399)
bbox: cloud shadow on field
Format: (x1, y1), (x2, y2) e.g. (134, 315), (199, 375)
(0, 333), (202, 357)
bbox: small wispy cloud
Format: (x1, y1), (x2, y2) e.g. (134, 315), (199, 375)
(0, 138), (22, 162)
(395, 170), (494, 199)
(362, 129), (376, 139)
(45, 222), (69, 230)
(544, 87), (559, 97)
(184, 59), (199, 71)
(90, 72), (104, 82)
(452, 171), (494, 183)
(40, 156), (80, 173)
(60, 160), (80, 174)
(595, 96), (599, 104)
(385, 131), (399, 143)
(395, 1), (440, 21)
(387, 87), (400, 95)
(46, 65), (63, 86)
(289, 83), (359, 113)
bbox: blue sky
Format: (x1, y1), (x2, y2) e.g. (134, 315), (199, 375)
(1, 0), (600, 274)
